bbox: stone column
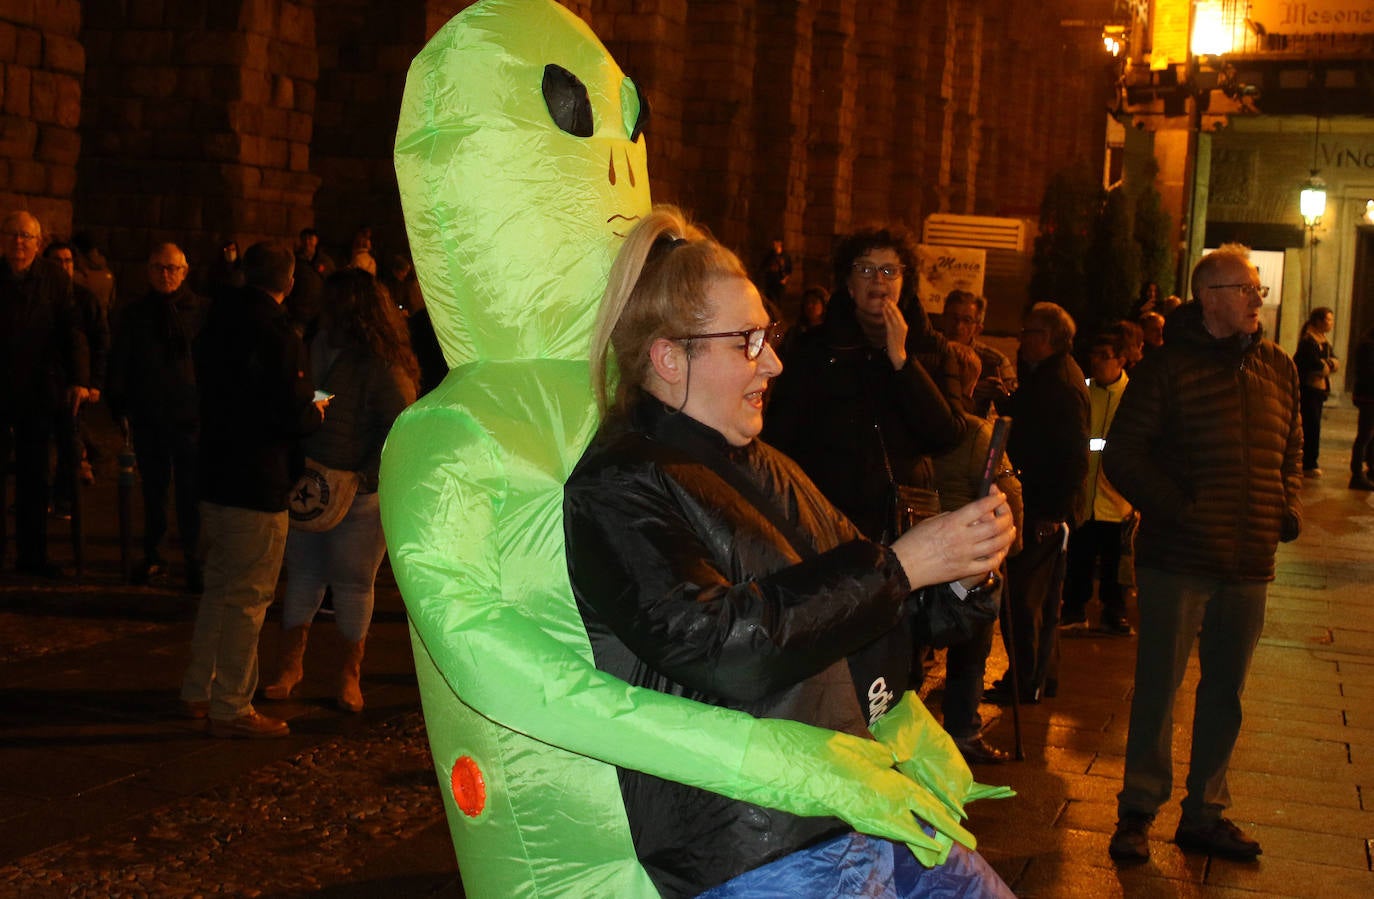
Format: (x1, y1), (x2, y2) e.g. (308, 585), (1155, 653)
(0, 0), (83, 238)
(76, 0), (321, 281)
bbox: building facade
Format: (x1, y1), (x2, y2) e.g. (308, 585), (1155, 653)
(2, 0), (1118, 318)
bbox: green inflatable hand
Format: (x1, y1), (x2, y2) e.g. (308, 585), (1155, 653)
(384, 2), (1010, 895)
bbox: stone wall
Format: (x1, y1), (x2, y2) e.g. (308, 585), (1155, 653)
(76, 0), (321, 286)
(0, 0), (83, 239)
(3, 0), (1115, 303)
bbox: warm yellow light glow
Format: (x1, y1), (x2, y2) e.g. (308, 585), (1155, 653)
(1300, 179), (1327, 226)
(1102, 26), (1126, 57)
(1191, 1), (1239, 56)
(1364, 199), (1374, 225)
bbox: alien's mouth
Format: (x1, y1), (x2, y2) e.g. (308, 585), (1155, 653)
(608, 213), (640, 238)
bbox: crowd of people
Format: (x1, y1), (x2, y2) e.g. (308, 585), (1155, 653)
(749, 230), (1306, 868)
(1, 213), (432, 738)
(1, 199), (1333, 881)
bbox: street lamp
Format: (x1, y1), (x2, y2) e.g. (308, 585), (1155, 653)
(1300, 175), (1327, 228)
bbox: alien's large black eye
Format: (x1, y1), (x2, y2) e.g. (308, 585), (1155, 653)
(629, 79), (650, 142)
(542, 64), (593, 137)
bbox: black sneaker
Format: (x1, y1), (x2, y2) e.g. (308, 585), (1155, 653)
(1350, 474), (1374, 491)
(1109, 813), (1153, 862)
(1174, 816), (1261, 860)
(952, 735), (1011, 765)
(1100, 617), (1135, 636)
(132, 560), (165, 586)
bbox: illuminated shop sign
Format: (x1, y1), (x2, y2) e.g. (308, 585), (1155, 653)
(1251, 1), (1374, 36)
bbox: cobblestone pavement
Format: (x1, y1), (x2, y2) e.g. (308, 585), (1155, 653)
(3, 406), (1373, 897)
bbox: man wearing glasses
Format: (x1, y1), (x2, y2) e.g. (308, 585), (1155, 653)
(0, 211), (89, 577)
(1104, 244), (1301, 863)
(107, 243), (211, 591)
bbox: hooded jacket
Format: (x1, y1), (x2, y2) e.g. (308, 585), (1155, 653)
(1102, 302), (1302, 580)
(565, 396), (915, 897)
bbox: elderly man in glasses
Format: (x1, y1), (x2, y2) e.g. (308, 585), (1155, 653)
(0, 211), (90, 577)
(1103, 243), (1301, 864)
(107, 242), (212, 590)
(985, 302), (1090, 708)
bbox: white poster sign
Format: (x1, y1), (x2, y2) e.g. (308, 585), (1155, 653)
(916, 245), (986, 315)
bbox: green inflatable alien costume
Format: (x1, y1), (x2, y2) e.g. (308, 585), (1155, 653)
(380, 1), (1012, 895)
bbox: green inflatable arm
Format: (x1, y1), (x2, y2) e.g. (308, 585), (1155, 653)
(383, 2), (1010, 894)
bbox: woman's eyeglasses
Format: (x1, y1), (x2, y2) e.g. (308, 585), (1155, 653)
(851, 262), (905, 281)
(671, 323), (782, 360)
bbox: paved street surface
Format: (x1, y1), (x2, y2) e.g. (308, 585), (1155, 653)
(2, 406), (1372, 897)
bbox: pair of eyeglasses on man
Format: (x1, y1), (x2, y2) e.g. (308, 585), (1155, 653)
(851, 262), (905, 281)
(1206, 283), (1269, 299)
(670, 323), (783, 360)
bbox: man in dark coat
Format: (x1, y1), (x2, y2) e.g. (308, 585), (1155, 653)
(43, 240), (110, 518)
(0, 211), (89, 576)
(107, 242), (210, 588)
(986, 302), (1090, 705)
(180, 241), (324, 739)
(1104, 244), (1301, 863)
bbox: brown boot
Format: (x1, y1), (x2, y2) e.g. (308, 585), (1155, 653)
(337, 638), (366, 713)
(262, 624), (310, 700)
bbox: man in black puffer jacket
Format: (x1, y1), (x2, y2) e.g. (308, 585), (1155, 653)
(1104, 243), (1302, 864)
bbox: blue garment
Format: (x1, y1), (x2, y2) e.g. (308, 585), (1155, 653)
(698, 832), (1014, 899)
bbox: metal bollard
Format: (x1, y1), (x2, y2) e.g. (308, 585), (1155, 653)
(117, 422), (137, 583)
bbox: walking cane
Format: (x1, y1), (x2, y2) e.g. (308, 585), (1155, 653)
(0, 426), (8, 568)
(998, 570), (1025, 761)
(117, 418), (137, 583)
(68, 408), (84, 581)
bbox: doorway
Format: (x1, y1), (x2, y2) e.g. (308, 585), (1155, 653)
(1346, 226), (1374, 395)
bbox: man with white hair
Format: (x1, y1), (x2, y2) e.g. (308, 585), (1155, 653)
(107, 242), (211, 590)
(1104, 244), (1301, 863)
(986, 302), (1089, 706)
(0, 211), (88, 576)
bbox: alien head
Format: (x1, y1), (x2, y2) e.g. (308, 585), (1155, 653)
(395, 0), (652, 367)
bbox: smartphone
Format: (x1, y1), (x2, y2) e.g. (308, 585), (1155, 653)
(977, 416), (1012, 498)
(313, 390), (335, 403)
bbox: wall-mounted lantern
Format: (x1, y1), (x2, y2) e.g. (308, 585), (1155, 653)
(1300, 176), (1327, 228)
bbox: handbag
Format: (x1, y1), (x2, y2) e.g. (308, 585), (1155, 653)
(288, 350), (358, 532)
(288, 457), (359, 532)
(873, 416), (941, 544)
(871, 411), (992, 647)
(909, 574), (1001, 649)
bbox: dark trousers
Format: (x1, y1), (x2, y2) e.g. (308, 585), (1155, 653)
(1062, 520), (1126, 625)
(52, 408), (79, 508)
(1118, 567), (1267, 825)
(132, 422), (200, 564)
(941, 594), (999, 739)
(1299, 387), (1325, 470)
(1352, 402), (1374, 475)
(1003, 520), (1068, 697)
(1, 411), (53, 567)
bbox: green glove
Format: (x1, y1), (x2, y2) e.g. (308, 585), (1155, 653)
(738, 714), (963, 859)
(870, 692), (1016, 864)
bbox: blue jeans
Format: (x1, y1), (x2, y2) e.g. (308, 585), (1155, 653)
(1118, 567), (1268, 824)
(282, 491), (387, 642)
(699, 831), (1014, 898)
